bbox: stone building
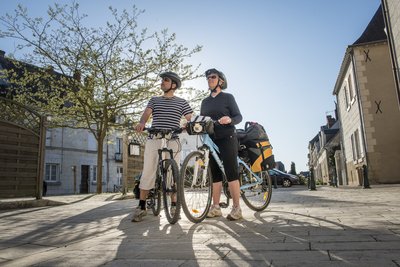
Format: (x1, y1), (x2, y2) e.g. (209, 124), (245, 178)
(333, 5), (400, 185)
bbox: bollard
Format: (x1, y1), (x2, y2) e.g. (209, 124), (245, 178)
(309, 168), (316, 191)
(273, 175), (278, 189)
(362, 164), (371, 189)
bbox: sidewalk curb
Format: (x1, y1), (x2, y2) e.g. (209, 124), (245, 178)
(0, 193), (135, 210)
(0, 199), (66, 210)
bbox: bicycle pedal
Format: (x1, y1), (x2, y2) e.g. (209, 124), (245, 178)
(219, 202), (228, 208)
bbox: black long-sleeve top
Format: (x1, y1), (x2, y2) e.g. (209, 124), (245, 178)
(200, 92), (242, 139)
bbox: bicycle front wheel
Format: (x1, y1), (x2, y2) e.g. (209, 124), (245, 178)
(179, 151), (212, 223)
(162, 159), (181, 224)
(240, 163), (272, 211)
(149, 174), (162, 216)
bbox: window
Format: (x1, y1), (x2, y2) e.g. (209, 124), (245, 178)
(45, 163), (59, 182)
(351, 129), (362, 161)
(348, 74), (355, 103)
(354, 129), (361, 159)
(116, 138), (123, 154)
(351, 134), (356, 161)
(45, 129), (52, 146)
(93, 165), (97, 182)
(117, 167), (123, 185)
(344, 85), (350, 109)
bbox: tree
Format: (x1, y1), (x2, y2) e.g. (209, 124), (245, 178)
(0, 3), (205, 193)
(289, 161), (297, 175)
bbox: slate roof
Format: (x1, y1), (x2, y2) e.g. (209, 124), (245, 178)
(353, 5), (386, 45)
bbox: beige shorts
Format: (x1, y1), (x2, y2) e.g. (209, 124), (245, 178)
(139, 138), (181, 190)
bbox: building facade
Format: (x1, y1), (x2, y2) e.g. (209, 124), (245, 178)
(382, 0), (400, 108)
(44, 127), (126, 194)
(333, 6), (400, 185)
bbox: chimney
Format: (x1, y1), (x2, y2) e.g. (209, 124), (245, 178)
(326, 115), (336, 128)
(0, 50), (5, 57)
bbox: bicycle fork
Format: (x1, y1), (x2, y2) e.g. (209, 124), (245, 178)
(192, 149), (210, 188)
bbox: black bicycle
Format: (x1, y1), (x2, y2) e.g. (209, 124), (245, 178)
(144, 127), (182, 224)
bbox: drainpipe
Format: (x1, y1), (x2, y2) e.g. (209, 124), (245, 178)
(334, 86), (348, 185)
(350, 49), (370, 186)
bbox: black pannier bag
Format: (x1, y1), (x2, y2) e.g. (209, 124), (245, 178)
(238, 121), (275, 172)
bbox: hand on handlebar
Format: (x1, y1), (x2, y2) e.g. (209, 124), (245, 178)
(218, 116), (232, 125)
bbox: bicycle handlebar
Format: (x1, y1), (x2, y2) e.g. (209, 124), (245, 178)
(143, 127), (183, 136)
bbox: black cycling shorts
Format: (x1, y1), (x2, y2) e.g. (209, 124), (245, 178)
(209, 134), (239, 182)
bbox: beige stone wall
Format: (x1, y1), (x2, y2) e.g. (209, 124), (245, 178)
(386, 0), (400, 68)
(318, 150), (330, 184)
(354, 42), (400, 183)
(336, 56), (365, 186)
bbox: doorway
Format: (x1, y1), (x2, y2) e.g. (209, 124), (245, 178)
(80, 165), (90, 193)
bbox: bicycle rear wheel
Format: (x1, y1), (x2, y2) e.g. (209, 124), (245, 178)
(162, 159), (181, 224)
(240, 162), (272, 211)
(179, 151), (212, 223)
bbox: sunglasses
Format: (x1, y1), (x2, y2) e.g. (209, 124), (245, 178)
(162, 77), (171, 82)
(207, 75), (218, 80)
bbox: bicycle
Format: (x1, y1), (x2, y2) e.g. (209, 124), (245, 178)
(144, 127), (182, 224)
(179, 123), (273, 223)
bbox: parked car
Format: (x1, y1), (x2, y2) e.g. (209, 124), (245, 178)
(268, 169), (300, 187)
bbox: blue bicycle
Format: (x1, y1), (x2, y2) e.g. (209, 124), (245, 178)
(179, 122), (273, 223)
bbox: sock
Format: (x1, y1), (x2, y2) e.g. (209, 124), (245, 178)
(139, 200), (146, 210)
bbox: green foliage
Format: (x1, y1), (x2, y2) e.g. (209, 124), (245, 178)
(0, 3), (204, 193)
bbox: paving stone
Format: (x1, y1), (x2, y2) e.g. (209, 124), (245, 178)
(1, 186), (400, 266)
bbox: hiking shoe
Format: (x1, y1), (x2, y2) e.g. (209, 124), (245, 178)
(227, 206), (242, 221)
(131, 207), (147, 222)
(206, 205), (222, 218)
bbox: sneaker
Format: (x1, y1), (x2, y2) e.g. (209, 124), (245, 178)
(131, 207), (147, 222)
(226, 206), (242, 221)
(206, 205), (222, 218)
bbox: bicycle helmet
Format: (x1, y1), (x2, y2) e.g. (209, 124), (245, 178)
(160, 71), (182, 89)
(205, 68), (227, 89)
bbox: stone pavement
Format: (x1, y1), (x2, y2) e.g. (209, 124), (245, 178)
(1, 185), (400, 267)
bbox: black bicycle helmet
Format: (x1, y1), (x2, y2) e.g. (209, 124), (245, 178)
(205, 68), (227, 89)
(160, 71), (182, 89)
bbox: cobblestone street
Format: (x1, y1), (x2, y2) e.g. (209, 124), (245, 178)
(1, 185), (400, 266)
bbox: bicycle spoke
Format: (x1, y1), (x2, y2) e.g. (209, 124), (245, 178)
(179, 151), (212, 223)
